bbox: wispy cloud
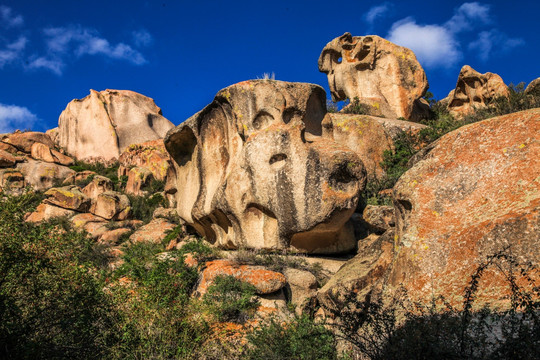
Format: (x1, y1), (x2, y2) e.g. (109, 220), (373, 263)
(469, 29), (524, 61)
(28, 26), (149, 75)
(0, 103), (38, 133)
(0, 6), (24, 28)
(132, 29), (153, 47)
(387, 2), (523, 68)
(363, 3), (392, 32)
(0, 36), (27, 68)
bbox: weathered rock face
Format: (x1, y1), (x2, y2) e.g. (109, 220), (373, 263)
(0, 150), (18, 168)
(445, 65), (509, 118)
(58, 89), (175, 161)
(389, 109), (540, 307)
(318, 33), (428, 120)
(118, 139), (171, 181)
(165, 80), (366, 254)
(3, 131), (55, 153)
(30, 142), (74, 166)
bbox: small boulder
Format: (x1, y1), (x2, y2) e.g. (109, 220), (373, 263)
(129, 218), (176, 243)
(98, 228), (132, 245)
(124, 166), (153, 195)
(197, 259), (287, 296)
(30, 142), (74, 166)
(63, 170), (96, 185)
(283, 268), (318, 312)
(362, 205), (395, 234)
(44, 186), (90, 212)
(0, 169), (25, 195)
(89, 191), (131, 220)
(70, 213), (108, 238)
(0, 149), (17, 168)
(25, 203), (76, 223)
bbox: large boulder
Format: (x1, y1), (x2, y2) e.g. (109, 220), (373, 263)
(318, 33), (428, 120)
(17, 160), (75, 191)
(164, 80), (366, 254)
(58, 89), (175, 161)
(0, 150), (18, 168)
(444, 65), (509, 118)
(2, 131), (55, 153)
(388, 108), (540, 307)
(44, 186), (91, 212)
(25, 203), (76, 223)
(89, 191), (131, 220)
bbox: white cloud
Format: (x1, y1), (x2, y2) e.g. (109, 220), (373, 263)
(0, 103), (38, 133)
(386, 2), (523, 68)
(469, 30), (524, 61)
(0, 36), (27, 68)
(445, 2), (491, 33)
(132, 29), (153, 47)
(388, 18), (460, 68)
(0, 6), (24, 28)
(29, 26), (147, 75)
(363, 3), (392, 31)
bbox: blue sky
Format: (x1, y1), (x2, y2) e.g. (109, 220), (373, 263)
(0, 0), (538, 132)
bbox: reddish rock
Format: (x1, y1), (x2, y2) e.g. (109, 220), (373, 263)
(129, 218), (176, 243)
(389, 108), (540, 308)
(82, 175), (113, 200)
(89, 191), (131, 220)
(197, 259), (287, 295)
(0, 169), (25, 194)
(124, 166), (153, 195)
(118, 139), (171, 181)
(362, 205), (395, 234)
(99, 228), (132, 245)
(0, 142), (18, 154)
(3, 131), (55, 153)
(63, 170), (96, 185)
(30, 142), (74, 166)
(17, 160), (75, 191)
(70, 213), (108, 238)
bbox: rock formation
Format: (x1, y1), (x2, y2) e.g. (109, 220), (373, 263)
(165, 80), (367, 254)
(318, 33), (429, 120)
(388, 108), (540, 307)
(444, 65), (509, 118)
(58, 89), (175, 162)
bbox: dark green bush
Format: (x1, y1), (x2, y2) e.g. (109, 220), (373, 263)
(203, 275), (259, 323)
(246, 314), (338, 360)
(127, 192), (167, 224)
(342, 97), (371, 115)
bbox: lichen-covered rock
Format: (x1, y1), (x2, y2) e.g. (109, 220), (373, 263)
(58, 89), (175, 161)
(89, 191), (131, 220)
(362, 205), (395, 234)
(444, 65), (509, 118)
(2, 131), (55, 153)
(322, 113), (394, 180)
(124, 166), (153, 195)
(30, 142), (74, 166)
(118, 139), (171, 181)
(81, 175), (113, 200)
(17, 160), (75, 191)
(165, 80), (366, 254)
(283, 268), (318, 312)
(44, 186), (90, 212)
(197, 259), (287, 295)
(25, 203), (76, 223)
(389, 108), (540, 307)
(318, 33), (428, 120)
(128, 218), (176, 243)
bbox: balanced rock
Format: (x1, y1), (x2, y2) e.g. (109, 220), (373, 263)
(118, 139), (171, 181)
(58, 89), (175, 161)
(165, 80), (366, 254)
(89, 191), (131, 220)
(44, 186), (90, 212)
(318, 33), (428, 120)
(389, 108), (540, 307)
(445, 65), (509, 118)
(17, 160), (75, 191)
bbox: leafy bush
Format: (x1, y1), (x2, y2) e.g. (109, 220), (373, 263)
(342, 97), (371, 115)
(203, 275), (259, 323)
(0, 193), (118, 359)
(178, 238), (220, 262)
(245, 314), (338, 360)
(127, 192), (167, 224)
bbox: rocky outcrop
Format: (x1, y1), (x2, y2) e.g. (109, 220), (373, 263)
(318, 33), (428, 120)
(388, 108), (540, 307)
(58, 89), (175, 161)
(2, 131), (55, 153)
(165, 80), (366, 254)
(444, 65), (509, 118)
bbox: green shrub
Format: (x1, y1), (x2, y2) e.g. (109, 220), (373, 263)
(127, 193), (167, 224)
(178, 238), (220, 262)
(246, 314), (338, 360)
(203, 275), (259, 323)
(342, 97), (371, 115)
